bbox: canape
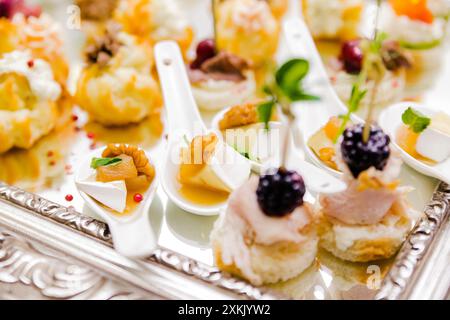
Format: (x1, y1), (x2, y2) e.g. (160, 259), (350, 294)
(318, 124), (418, 262)
(75, 25), (162, 126)
(328, 39), (411, 108)
(396, 107), (450, 164)
(188, 39), (256, 111)
(76, 143), (156, 215)
(113, 0), (193, 57)
(380, 0), (448, 91)
(213, 101), (284, 168)
(216, 0), (280, 67)
(211, 168), (318, 285)
(0, 11), (69, 88)
(177, 133), (251, 206)
(0, 50), (62, 153)
(302, 0), (364, 41)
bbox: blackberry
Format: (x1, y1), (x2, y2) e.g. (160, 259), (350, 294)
(256, 168), (306, 217)
(341, 124), (391, 178)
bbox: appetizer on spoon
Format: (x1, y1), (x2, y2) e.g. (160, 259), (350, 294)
(155, 41), (251, 216)
(379, 102), (450, 184)
(75, 143), (158, 258)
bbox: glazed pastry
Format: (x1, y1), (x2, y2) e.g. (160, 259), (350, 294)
(113, 0), (193, 56)
(0, 50), (62, 153)
(302, 0), (364, 41)
(75, 26), (162, 126)
(380, 0), (449, 92)
(188, 39), (256, 111)
(217, 101), (282, 164)
(77, 143), (155, 215)
(328, 39), (411, 108)
(216, 0), (280, 67)
(319, 124), (419, 262)
(0, 12), (69, 89)
(211, 168), (318, 285)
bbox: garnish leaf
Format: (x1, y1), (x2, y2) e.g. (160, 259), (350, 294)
(275, 58), (319, 102)
(257, 100), (276, 130)
(402, 107), (431, 133)
(90, 157), (122, 169)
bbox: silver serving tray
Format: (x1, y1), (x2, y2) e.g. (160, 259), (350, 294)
(0, 0), (449, 300)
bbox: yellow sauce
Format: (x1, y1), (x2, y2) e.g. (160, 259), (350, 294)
(178, 183), (229, 206)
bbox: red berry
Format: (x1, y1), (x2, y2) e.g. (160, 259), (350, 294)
(27, 60), (34, 68)
(47, 150), (54, 157)
(0, 0), (15, 19)
(133, 193), (143, 203)
(340, 40), (363, 74)
(87, 132), (95, 139)
(191, 39), (216, 69)
(72, 114), (78, 121)
(65, 194), (74, 202)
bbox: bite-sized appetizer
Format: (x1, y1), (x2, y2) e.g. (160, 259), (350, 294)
(113, 0), (193, 56)
(307, 116), (344, 171)
(329, 39), (411, 108)
(397, 107), (450, 164)
(216, 0), (280, 67)
(178, 133), (251, 205)
(302, 0), (364, 41)
(319, 124), (418, 262)
(380, 0), (449, 91)
(76, 143), (155, 215)
(0, 10), (69, 88)
(0, 50), (62, 154)
(211, 168), (318, 285)
(188, 39), (256, 111)
(215, 101), (282, 165)
(75, 25), (162, 126)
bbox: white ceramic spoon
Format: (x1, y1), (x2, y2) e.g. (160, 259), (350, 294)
(155, 41), (251, 216)
(210, 105), (288, 173)
(283, 18), (363, 177)
(379, 102), (450, 185)
(75, 148), (158, 258)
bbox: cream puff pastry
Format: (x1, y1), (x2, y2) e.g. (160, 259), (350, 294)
(76, 26), (162, 126)
(0, 50), (62, 153)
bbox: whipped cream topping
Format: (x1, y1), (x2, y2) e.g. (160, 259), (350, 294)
(226, 176), (313, 245)
(232, 0), (277, 32)
(0, 50), (61, 101)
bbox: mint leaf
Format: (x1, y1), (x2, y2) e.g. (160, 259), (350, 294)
(90, 157), (122, 169)
(275, 59), (319, 102)
(402, 107), (431, 133)
(257, 100), (276, 130)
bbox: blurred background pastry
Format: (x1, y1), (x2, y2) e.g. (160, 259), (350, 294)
(188, 39), (256, 111)
(302, 0), (364, 41)
(113, 0), (194, 56)
(75, 25), (162, 126)
(216, 0), (280, 67)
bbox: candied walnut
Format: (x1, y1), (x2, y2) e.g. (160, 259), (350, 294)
(85, 24), (122, 67)
(218, 101), (277, 130)
(76, 0), (118, 21)
(201, 52), (250, 80)
(102, 143), (155, 181)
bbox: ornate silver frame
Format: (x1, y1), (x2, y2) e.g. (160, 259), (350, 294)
(0, 181), (449, 300)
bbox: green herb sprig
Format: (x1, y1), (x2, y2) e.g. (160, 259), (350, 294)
(401, 107), (431, 133)
(257, 58), (319, 129)
(90, 157), (122, 169)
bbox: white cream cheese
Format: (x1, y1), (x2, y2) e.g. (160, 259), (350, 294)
(149, 0), (189, 39)
(0, 50), (61, 101)
(231, 0), (277, 32)
(76, 178), (127, 213)
(416, 112), (450, 162)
